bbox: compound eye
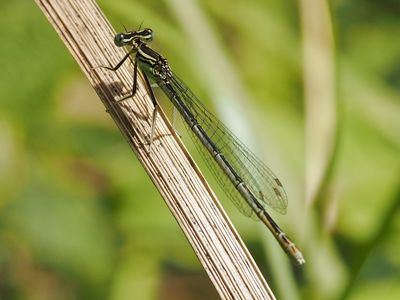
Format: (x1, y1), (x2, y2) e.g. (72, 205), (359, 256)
(142, 28), (154, 41)
(114, 33), (125, 46)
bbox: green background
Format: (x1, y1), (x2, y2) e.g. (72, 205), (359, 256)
(0, 0), (399, 299)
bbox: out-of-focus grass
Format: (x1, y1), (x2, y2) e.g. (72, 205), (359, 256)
(0, 0), (399, 299)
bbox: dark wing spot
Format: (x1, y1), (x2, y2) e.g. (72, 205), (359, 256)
(274, 178), (283, 187)
(273, 187), (282, 197)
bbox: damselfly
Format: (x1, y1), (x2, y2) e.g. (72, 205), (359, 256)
(101, 28), (305, 265)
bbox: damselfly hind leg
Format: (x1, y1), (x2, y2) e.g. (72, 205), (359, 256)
(148, 108), (158, 153)
(141, 73), (159, 154)
(113, 59), (139, 102)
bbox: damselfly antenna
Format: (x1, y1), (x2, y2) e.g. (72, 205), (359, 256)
(138, 20), (144, 31)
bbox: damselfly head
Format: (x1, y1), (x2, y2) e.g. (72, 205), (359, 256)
(114, 28), (153, 47)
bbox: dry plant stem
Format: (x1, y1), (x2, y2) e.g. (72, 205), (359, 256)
(35, 0), (276, 299)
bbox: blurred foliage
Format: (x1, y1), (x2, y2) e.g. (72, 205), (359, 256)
(0, 0), (399, 299)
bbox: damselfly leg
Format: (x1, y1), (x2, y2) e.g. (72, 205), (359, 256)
(140, 73), (159, 153)
(97, 48), (134, 72)
(96, 47), (159, 152)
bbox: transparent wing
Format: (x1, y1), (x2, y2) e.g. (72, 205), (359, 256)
(160, 72), (288, 216)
